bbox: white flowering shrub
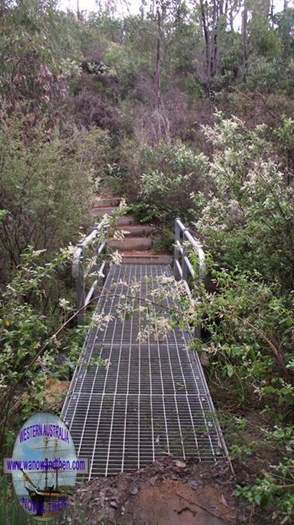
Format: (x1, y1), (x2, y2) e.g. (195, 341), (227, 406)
(0, 246), (86, 453)
(184, 115), (294, 522)
(122, 140), (209, 223)
(195, 114), (294, 290)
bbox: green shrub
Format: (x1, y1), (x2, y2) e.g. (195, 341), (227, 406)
(236, 457), (294, 524)
(117, 139), (209, 224)
(0, 247), (76, 452)
(193, 267), (293, 409)
(186, 114), (294, 523)
(0, 116), (109, 277)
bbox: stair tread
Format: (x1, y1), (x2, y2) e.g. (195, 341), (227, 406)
(121, 253), (172, 264)
(109, 236), (152, 241)
(90, 206), (116, 216)
(120, 250), (169, 256)
(91, 205), (115, 211)
(117, 224), (154, 229)
(93, 197), (120, 207)
(116, 224), (155, 237)
(109, 238), (152, 252)
(116, 216), (136, 225)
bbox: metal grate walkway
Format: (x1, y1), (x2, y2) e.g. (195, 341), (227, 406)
(62, 264), (227, 478)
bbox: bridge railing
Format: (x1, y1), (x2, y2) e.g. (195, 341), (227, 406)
(72, 221), (109, 322)
(174, 218), (205, 286)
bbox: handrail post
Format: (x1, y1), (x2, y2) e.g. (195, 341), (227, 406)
(72, 221), (109, 324)
(78, 260), (85, 323)
(173, 217), (205, 287)
(174, 218), (181, 280)
(73, 244), (86, 323)
(182, 244), (188, 282)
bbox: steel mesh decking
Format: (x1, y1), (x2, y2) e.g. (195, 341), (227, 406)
(62, 264), (227, 478)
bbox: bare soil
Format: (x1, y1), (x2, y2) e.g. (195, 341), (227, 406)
(65, 456), (240, 525)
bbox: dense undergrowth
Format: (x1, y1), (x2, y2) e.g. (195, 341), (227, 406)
(0, 1), (293, 523)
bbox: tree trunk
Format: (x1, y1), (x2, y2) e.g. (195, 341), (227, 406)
(241, 1), (248, 81)
(210, 0), (217, 78)
(199, 0), (211, 90)
(213, 0), (225, 78)
(155, 3), (162, 109)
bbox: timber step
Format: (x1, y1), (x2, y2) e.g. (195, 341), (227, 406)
(92, 197), (121, 207)
(116, 224), (155, 237)
(120, 251), (172, 264)
(91, 206), (115, 217)
(90, 194), (170, 264)
(116, 215), (136, 226)
(109, 237), (152, 251)
(91, 206), (136, 226)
